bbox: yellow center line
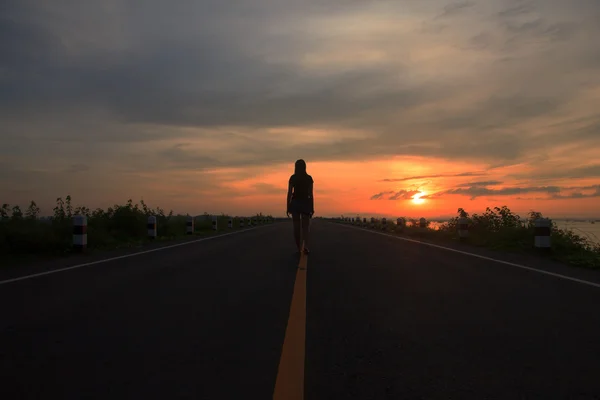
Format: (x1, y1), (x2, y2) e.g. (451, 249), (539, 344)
(273, 245), (308, 400)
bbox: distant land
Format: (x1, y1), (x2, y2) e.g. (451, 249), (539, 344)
(30, 214), (600, 222)
(333, 213), (600, 222)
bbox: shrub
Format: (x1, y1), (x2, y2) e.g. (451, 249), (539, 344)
(332, 206), (600, 269)
(1, 195), (273, 259)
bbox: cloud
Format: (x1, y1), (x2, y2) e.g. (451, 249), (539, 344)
(510, 164), (600, 182)
(370, 189), (422, 200)
(1, 0), (600, 214)
(455, 180), (503, 187)
(497, 2), (536, 18)
(381, 172), (484, 182)
(2, 1), (598, 175)
(370, 191), (394, 200)
(390, 190), (422, 200)
(420, 192), (445, 199)
(434, 183), (600, 200)
(549, 185), (600, 199)
(156, 144), (223, 171)
(444, 185), (561, 200)
(390, 182), (600, 202)
(435, 1), (475, 19)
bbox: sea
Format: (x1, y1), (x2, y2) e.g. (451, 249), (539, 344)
(426, 219), (600, 246)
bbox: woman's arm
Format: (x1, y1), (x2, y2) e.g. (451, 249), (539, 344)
(286, 179), (293, 215)
(309, 180), (314, 216)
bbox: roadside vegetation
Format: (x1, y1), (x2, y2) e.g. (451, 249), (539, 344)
(1, 196), (272, 264)
(336, 206), (600, 269)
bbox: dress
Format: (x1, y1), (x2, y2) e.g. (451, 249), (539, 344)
(289, 173), (313, 215)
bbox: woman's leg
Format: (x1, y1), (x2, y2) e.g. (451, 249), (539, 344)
(301, 213), (310, 250)
(292, 212), (302, 251)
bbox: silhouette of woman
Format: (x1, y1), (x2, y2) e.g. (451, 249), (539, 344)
(286, 159), (314, 255)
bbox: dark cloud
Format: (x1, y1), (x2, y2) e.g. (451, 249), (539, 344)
(1, 0), (595, 172)
(444, 185), (561, 199)
(433, 95), (564, 133)
(390, 190), (422, 200)
(430, 182), (600, 200)
(381, 172), (483, 182)
(502, 18), (579, 49)
(497, 2), (536, 18)
(0, 1), (428, 132)
(156, 144), (223, 171)
(540, 118), (600, 149)
(370, 191), (394, 200)
(455, 180), (503, 187)
(370, 189), (422, 200)
(420, 192), (445, 199)
(397, 183), (600, 201)
(564, 184), (600, 191)
(420, 21), (448, 34)
(510, 164), (600, 181)
(1, 0), (600, 209)
(467, 32), (495, 50)
(436, 1), (475, 19)
(549, 185), (600, 199)
(512, 185), (600, 201)
(379, 181), (594, 201)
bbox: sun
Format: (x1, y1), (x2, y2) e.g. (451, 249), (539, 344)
(412, 192), (426, 205)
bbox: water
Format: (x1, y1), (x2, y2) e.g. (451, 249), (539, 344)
(424, 219), (600, 246)
(554, 220), (600, 246)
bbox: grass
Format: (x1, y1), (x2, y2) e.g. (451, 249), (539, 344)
(1, 196), (274, 267)
(334, 206), (600, 269)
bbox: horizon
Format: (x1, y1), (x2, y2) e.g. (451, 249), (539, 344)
(29, 204), (600, 222)
(2, 1), (599, 218)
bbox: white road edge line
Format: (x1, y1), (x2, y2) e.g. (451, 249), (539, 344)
(333, 222), (600, 289)
(0, 224), (275, 286)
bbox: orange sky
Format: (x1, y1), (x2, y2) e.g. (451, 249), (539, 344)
(213, 158), (600, 220)
(9, 156), (593, 220)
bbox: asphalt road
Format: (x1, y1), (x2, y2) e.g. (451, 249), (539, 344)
(1, 220), (600, 399)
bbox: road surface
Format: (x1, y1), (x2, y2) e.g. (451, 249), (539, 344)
(1, 220), (600, 399)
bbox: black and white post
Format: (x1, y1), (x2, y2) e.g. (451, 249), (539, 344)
(148, 216), (157, 240)
(212, 215), (217, 231)
(186, 215), (194, 235)
(458, 217), (468, 241)
(534, 218), (551, 250)
(73, 215), (87, 252)
(396, 217), (405, 232)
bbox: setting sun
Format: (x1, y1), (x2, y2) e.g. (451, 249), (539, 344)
(412, 192), (426, 205)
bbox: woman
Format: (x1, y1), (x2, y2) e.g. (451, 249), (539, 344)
(286, 159), (314, 255)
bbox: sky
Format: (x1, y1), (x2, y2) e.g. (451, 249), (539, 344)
(1, 0), (599, 219)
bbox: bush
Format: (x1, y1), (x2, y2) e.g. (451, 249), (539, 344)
(437, 206), (600, 268)
(1, 196), (273, 259)
(331, 206), (600, 269)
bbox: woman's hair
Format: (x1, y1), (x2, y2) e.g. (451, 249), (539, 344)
(294, 159), (307, 175)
